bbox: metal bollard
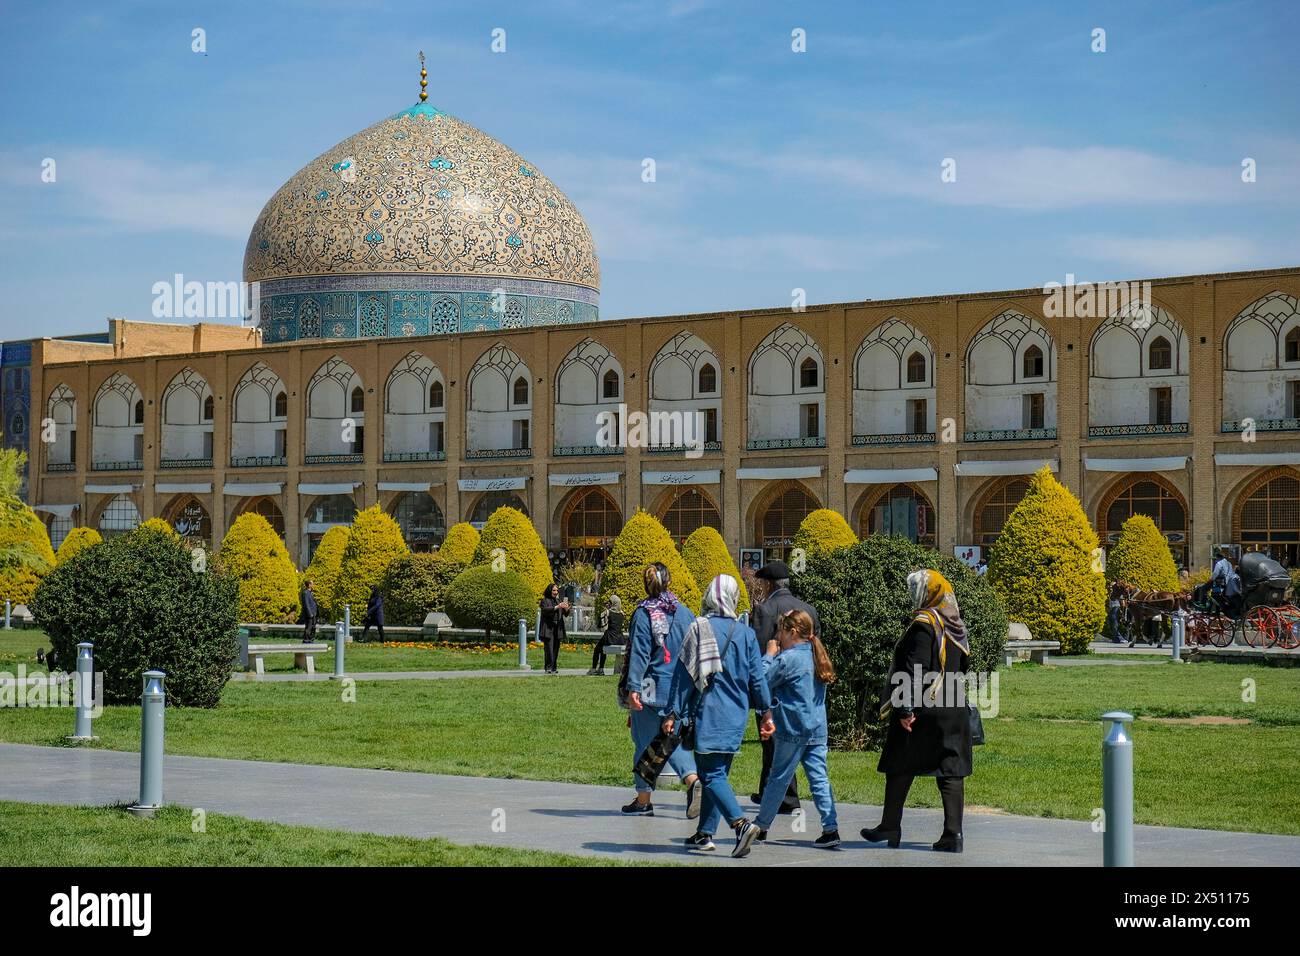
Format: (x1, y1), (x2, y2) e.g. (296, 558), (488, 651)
(1171, 609), (1185, 662)
(128, 671), (166, 817)
(4, 599), (9, 630)
(344, 604), (351, 644)
(518, 618), (530, 670)
(1101, 711), (1134, 867)
(332, 620), (345, 678)
(67, 642), (97, 741)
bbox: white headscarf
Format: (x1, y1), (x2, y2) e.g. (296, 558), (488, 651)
(702, 574), (741, 619)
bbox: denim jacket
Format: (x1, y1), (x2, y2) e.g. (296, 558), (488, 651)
(762, 642), (827, 742)
(661, 617), (770, 754)
(627, 601), (696, 706)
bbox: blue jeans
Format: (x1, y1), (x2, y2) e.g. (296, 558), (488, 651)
(630, 706), (697, 794)
(694, 751), (744, 835)
(755, 735), (838, 832)
(1106, 603), (1124, 642)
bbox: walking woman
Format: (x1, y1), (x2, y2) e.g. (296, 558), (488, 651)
(588, 593), (625, 676)
(862, 569), (972, 852)
(662, 575), (773, 857)
(360, 586), (385, 642)
(538, 583), (570, 675)
(623, 562), (702, 818)
(753, 609), (840, 849)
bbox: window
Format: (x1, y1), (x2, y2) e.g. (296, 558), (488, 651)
(801, 403), (819, 439)
(758, 484), (819, 557)
(352, 425), (364, 453)
(513, 377), (529, 406)
(976, 477), (1031, 548)
(1102, 478), (1188, 568)
(10, 413), (23, 436)
(133, 434), (144, 461)
(1288, 328), (1300, 363)
(1290, 381), (1300, 420)
(514, 418), (530, 450)
(69, 429), (76, 463)
(908, 398), (927, 434)
(274, 428), (286, 458)
(202, 432), (213, 459)
(202, 395), (214, 421)
(391, 492), (445, 552)
(98, 494), (141, 538)
(661, 488), (721, 542)
(1151, 387), (1172, 426)
(563, 489), (622, 551)
(863, 484), (935, 548)
(430, 420), (445, 454)
(602, 369), (620, 399)
(350, 387), (364, 414)
(274, 391), (288, 417)
(471, 491), (528, 524)
(799, 358), (819, 389)
(429, 381), (444, 408)
(1149, 336), (1172, 371)
(1023, 345), (1044, 379)
(906, 351), (926, 384)
(1024, 393), (1045, 430)
(134, 400), (144, 425)
(703, 407), (718, 444)
(698, 364), (717, 394)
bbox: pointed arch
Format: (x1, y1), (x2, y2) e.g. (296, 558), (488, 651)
(466, 344), (532, 457)
(91, 372), (143, 469)
(161, 367), (214, 465)
(384, 351), (446, 461)
(231, 362), (288, 466)
(748, 324), (825, 448)
(555, 338), (624, 452)
(306, 356), (364, 460)
(964, 310), (1057, 438)
(852, 317), (936, 441)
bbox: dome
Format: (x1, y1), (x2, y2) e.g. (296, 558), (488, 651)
(244, 102), (599, 343)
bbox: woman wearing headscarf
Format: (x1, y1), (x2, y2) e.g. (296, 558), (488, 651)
(623, 562), (702, 818)
(587, 593), (625, 676)
(661, 575), (773, 857)
(538, 583), (570, 675)
(861, 568), (972, 853)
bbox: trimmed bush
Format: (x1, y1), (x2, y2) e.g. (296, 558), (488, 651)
(304, 525), (350, 619)
(218, 513), (300, 624)
(1105, 514), (1179, 592)
(599, 509), (701, 615)
(334, 506), (409, 619)
(55, 527), (102, 565)
(681, 526), (750, 615)
(0, 498), (56, 605)
(32, 529), (239, 707)
(438, 522), (480, 566)
(559, 560), (596, 593)
(471, 507), (552, 601)
(793, 534), (1007, 750)
(988, 466), (1106, 655)
(444, 564), (536, 639)
(792, 508), (857, 561)
(136, 517), (180, 541)
(382, 553), (461, 626)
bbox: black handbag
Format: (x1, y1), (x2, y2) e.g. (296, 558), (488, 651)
(968, 703), (985, 746)
(634, 728), (682, 788)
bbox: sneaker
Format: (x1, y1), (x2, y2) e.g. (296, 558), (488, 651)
(732, 821), (759, 858)
(686, 778), (703, 819)
(585, 668), (598, 676)
(756, 829), (768, 842)
(686, 832), (716, 852)
(621, 799), (654, 816)
(814, 829), (842, 849)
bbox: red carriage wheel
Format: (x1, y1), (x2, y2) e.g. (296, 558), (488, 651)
(1244, 606), (1279, 648)
(1207, 615), (1235, 648)
(1273, 607), (1300, 650)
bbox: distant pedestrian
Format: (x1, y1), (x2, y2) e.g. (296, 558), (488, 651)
(360, 586), (385, 642)
(975, 558), (988, 577)
(300, 579), (318, 644)
(539, 583), (570, 674)
(588, 593), (625, 676)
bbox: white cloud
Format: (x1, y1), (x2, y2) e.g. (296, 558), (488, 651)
(1067, 234), (1300, 275)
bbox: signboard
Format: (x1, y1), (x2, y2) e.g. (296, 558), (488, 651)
(954, 545), (981, 568)
(740, 548), (764, 571)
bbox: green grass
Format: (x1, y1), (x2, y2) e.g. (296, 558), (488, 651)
(0, 801), (627, 866)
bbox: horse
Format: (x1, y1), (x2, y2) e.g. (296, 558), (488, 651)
(1113, 581), (1188, 647)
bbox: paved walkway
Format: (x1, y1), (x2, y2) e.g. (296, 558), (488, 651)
(1, 743), (1294, 866)
(229, 667), (593, 682)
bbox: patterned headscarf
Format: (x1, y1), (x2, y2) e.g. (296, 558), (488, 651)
(702, 574), (741, 619)
(906, 569), (970, 656)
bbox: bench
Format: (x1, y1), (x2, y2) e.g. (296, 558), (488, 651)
(1003, 640), (1061, 666)
(246, 643), (328, 675)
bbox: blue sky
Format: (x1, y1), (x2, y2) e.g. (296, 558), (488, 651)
(2, 0), (1297, 339)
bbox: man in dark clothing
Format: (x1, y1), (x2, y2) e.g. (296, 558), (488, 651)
(300, 580), (318, 644)
(749, 560), (821, 814)
(361, 586), (385, 642)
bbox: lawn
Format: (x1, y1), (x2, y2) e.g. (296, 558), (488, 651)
(0, 801), (628, 866)
(2, 632), (1298, 834)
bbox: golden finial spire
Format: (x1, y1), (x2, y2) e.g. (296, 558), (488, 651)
(418, 50), (428, 102)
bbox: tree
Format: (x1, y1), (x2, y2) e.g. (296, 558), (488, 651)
(32, 529), (239, 707)
(793, 534), (1007, 749)
(55, 527), (102, 565)
(304, 525), (350, 619)
(792, 508), (857, 561)
(444, 564), (536, 640)
(217, 513), (300, 623)
(471, 506), (552, 601)
(334, 505), (409, 619)
(1105, 514), (1179, 592)
(136, 517), (181, 541)
(599, 509), (701, 616)
(437, 522), (480, 566)
(681, 526), (750, 615)
(987, 466), (1105, 655)
(0, 498), (56, 606)
(0, 444), (26, 499)
(382, 552), (461, 626)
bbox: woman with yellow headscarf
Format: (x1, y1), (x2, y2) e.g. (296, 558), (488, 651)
(861, 569), (972, 853)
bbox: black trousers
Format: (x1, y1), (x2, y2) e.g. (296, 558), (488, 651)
(302, 617), (317, 643)
(755, 713), (800, 809)
(880, 773), (964, 839)
(543, 635), (560, 671)
(361, 621), (385, 642)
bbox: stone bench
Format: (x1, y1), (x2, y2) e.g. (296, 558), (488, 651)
(1003, 640), (1060, 666)
(246, 643), (328, 675)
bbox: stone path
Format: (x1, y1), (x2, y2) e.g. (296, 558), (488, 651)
(1, 743), (1294, 867)
(229, 667), (594, 682)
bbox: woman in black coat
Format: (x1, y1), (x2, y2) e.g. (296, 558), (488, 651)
(361, 586), (385, 642)
(861, 569), (972, 852)
(538, 583), (570, 675)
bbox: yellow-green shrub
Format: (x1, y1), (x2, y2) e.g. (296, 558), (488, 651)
(681, 526), (749, 615)
(792, 508), (857, 561)
(599, 509), (701, 615)
(334, 505), (409, 619)
(304, 525), (350, 619)
(988, 466), (1105, 655)
(1105, 514), (1179, 592)
(136, 516), (181, 541)
(0, 499), (56, 605)
(438, 522), (480, 566)
(55, 527), (102, 565)
(471, 507), (552, 601)
(217, 512), (300, 623)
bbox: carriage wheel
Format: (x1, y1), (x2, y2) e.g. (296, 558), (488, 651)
(1207, 615), (1235, 648)
(1273, 608), (1300, 650)
(1244, 607), (1279, 648)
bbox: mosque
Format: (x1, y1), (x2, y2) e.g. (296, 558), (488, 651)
(5, 77), (1300, 570)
